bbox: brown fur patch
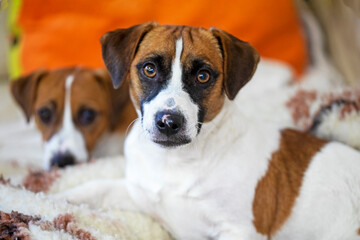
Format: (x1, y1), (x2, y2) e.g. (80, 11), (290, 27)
(23, 170), (59, 193)
(357, 227), (360, 235)
(252, 129), (327, 238)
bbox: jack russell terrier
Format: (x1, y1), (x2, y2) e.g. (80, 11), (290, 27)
(59, 23), (360, 240)
(11, 67), (136, 170)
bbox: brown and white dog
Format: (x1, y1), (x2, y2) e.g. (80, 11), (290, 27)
(59, 23), (360, 240)
(11, 67), (136, 170)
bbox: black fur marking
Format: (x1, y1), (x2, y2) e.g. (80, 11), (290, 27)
(182, 57), (220, 128)
(197, 106), (205, 133)
(136, 54), (173, 107)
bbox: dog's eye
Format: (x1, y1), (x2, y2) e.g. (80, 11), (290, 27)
(143, 63), (157, 78)
(197, 70), (210, 83)
(78, 108), (97, 126)
(37, 107), (52, 124)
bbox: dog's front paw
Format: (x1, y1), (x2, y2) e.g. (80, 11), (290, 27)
(50, 181), (107, 208)
(50, 179), (136, 210)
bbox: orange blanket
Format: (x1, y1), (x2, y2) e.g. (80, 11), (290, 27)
(16, 0), (307, 76)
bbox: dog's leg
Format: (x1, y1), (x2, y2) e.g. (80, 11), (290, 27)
(52, 179), (137, 210)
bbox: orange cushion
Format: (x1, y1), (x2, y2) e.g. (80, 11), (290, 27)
(18, 0), (307, 76)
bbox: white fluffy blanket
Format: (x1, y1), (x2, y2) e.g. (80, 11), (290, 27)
(0, 158), (172, 240)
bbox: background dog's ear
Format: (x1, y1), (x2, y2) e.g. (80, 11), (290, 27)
(211, 28), (260, 100)
(10, 70), (48, 122)
(100, 22), (158, 89)
(94, 68), (133, 131)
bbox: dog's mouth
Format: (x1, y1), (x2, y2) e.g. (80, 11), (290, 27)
(152, 138), (191, 148)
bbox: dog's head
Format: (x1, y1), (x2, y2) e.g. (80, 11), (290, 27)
(101, 23), (259, 148)
(11, 67), (133, 169)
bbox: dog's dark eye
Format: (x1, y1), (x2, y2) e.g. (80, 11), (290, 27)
(143, 63), (157, 78)
(37, 107), (52, 124)
(78, 108), (97, 126)
(197, 70), (210, 83)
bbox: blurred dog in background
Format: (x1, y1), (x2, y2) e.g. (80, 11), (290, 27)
(11, 67), (136, 170)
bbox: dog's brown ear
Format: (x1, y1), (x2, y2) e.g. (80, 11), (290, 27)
(94, 68), (133, 131)
(211, 28), (260, 100)
(10, 70), (48, 122)
(100, 22), (158, 89)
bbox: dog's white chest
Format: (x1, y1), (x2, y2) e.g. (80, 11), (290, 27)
(125, 134), (214, 239)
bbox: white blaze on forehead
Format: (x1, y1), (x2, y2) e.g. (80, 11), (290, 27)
(42, 74), (88, 170)
(63, 75), (74, 131)
(142, 37), (199, 141)
(167, 38), (184, 91)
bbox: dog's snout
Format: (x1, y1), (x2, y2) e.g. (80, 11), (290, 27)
(50, 153), (75, 168)
(155, 111), (185, 136)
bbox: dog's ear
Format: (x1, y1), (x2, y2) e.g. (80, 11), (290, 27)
(211, 28), (260, 100)
(100, 22), (158, 89)
(93, 68), (131, 131)
(10, 70), (48, 122)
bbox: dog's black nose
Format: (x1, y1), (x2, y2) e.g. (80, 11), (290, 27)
(155, 111), (185, 136)
(50, 153), (75, 168)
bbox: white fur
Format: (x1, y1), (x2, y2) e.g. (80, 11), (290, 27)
(142, 38), (199, 142)
(43, 75), (88, 170)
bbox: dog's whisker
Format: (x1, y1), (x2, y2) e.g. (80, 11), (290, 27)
(125, 118), (140, 137)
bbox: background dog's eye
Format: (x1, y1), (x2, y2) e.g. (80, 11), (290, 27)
(197, 70), (210, 83)
(143, 63), (157, 78)
(78, 108), (97, 125)
(37, 107), (52, 124)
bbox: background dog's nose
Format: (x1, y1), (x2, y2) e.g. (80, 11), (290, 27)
(155, 111), (185, 136)
(50, 153), (75, 168)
